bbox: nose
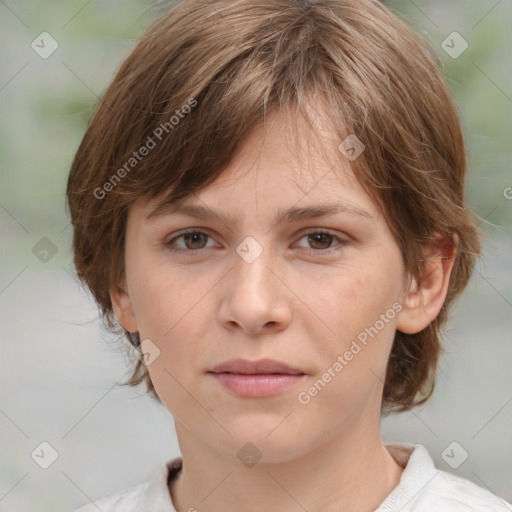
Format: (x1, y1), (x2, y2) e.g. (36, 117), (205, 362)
(217, 237), (292, 336)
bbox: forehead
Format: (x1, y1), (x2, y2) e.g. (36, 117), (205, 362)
(135, 102), (379, 223)
(211, 106), (357, 188)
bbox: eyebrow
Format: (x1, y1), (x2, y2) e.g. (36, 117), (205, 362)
(146, 199), (374, 226)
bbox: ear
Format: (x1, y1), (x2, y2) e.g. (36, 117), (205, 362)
(396, 235), (457, 334)
(110, 281), (139, 333)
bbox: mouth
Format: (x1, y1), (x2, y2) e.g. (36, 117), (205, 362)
(209, 357), (305, 375)
(207, 358), (306, 397)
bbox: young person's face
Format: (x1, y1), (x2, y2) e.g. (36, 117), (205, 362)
(114, 107), (416, 462)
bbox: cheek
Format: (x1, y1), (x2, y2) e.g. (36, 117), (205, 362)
(130, 269), (207, 409)
(298, 251), (403, 383)
(306, 257), (402, 332)
(128, 260), (212, 364)
(127, 254), (190, 333)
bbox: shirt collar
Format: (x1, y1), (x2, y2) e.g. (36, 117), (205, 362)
(138, 456), (183, 511)
(376, 442), (439, 511)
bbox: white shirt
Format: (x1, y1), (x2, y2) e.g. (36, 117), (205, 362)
(72, 442), (512, 511)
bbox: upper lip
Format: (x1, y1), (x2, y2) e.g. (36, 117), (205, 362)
(209, 358), (305, 375)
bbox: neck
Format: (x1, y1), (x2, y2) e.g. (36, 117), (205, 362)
(170, 420), (403, 512)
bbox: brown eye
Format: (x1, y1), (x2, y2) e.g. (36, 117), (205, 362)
(295, 230), (348, 255)
(182, 232), (208, 250)
(166, 231), (213, 252)
(307, 232), (335, 250)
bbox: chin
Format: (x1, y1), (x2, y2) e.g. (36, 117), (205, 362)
(213, 422), (311, 465)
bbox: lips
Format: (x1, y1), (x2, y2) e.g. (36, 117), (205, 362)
(208, 358), (306, 397)
(209, 358), (305, 375)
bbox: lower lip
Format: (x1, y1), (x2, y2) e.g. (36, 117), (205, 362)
(210, 373), (306, 397)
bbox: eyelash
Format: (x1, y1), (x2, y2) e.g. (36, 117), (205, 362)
(164, 228), (348, 256)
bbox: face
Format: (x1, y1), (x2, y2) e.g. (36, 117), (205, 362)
(113, 106), (417, 463)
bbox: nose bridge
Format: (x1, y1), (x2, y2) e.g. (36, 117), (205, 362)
(217, 232), (291, 334)
(232, 234), (275, 293)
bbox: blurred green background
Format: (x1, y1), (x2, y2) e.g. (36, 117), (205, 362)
(1, 1), (511, 511)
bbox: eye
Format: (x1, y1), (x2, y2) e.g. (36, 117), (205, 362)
(165, 230), (215, 252)
(164, 229), (348, 255)
(295, 229), (347, 254)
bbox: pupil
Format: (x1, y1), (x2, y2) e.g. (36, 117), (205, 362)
(186, 233), (204, 249)
(310, 233), (331, 249)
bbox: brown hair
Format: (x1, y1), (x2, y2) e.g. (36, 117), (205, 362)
(66, 0), (481, 413)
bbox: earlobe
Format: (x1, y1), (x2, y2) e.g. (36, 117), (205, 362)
(396, 236), (457, 334)
(110, 283), (139, 333)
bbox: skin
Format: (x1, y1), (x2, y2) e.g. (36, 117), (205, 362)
(111, 103), (455, 512)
